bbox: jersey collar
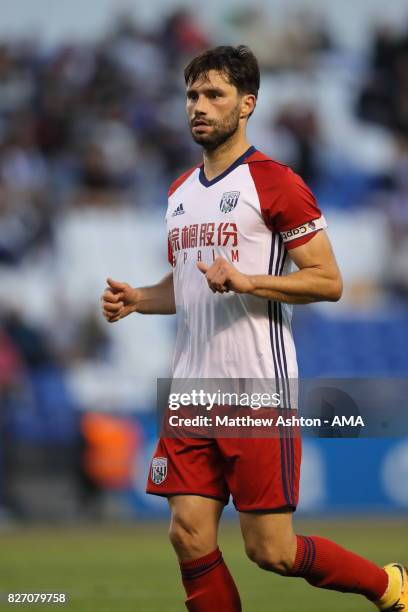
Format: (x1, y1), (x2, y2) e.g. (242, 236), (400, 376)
(198, 145), (257, 188)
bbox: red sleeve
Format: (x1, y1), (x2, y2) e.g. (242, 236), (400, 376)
(249, 162), (327, 249)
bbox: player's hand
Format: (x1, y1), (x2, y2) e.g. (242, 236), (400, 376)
(101, 278), (139, 323)
(197, 258), (255, 294)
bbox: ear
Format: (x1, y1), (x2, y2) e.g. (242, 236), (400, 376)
(240, 94), (257, 120)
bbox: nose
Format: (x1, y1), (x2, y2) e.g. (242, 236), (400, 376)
(192, 94), (208, 116)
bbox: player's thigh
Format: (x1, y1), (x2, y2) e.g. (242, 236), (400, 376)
(168, 494), (224, 559)
(239, 510), (297, 569)
(218, 436), (301, 513)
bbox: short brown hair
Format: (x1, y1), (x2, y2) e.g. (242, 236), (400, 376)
(184, 45), (260, 98)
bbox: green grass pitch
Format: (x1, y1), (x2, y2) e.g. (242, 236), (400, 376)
(0, 519), (407, 611)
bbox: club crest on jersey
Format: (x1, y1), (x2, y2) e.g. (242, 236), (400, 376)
(219, 191), (240, 213)
(151, 457), (167, 484)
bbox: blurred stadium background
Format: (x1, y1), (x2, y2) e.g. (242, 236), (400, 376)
(0, 0), (407, 609)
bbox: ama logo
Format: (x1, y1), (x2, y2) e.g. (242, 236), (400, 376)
(220, 191), (240, 213)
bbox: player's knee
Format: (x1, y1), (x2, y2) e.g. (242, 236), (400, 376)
(168, 516), (209, 558)
(245, 543), (294, 575)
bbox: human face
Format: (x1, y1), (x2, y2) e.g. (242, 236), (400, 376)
(186, 70), (244, 151)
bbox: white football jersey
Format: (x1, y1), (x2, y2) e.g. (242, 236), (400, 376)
(166, 146), (326, 385)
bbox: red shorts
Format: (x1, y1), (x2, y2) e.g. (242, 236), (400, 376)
(146, 435), (301, 512)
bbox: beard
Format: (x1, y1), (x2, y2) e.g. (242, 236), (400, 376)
(189, 104), (241, 151)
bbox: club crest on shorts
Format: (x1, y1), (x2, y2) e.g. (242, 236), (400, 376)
(151, 457), (167, 485)
(220, 191), (240, 213)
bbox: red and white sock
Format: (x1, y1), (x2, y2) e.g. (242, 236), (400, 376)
(180, 547), (241, 612)
(292, 535), (388, 601)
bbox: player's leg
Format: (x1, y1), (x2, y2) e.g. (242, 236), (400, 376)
(168, 493), (223, 561)
(239, 508), (297, 575)
(168, 494), (241, 612)
(146, 437), (241, 611)
(240, 509), (407, 609)
(221, 435), (406, 610)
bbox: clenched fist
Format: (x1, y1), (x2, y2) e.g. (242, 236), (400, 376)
(101, 278), (138, 323)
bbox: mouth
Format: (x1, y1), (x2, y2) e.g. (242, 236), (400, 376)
(192, 120), (211, 128)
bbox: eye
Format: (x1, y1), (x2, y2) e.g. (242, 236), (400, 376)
(187, 91), (198, 101)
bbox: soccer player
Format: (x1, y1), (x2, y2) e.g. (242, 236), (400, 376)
(101, 46), (407, 611)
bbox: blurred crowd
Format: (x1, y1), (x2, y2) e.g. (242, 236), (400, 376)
(0, 10), (211, 267)
(357, 25), (408, 297)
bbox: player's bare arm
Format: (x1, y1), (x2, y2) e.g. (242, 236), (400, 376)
(197, 230), (342, 303)
(101, 273), (175, 323)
